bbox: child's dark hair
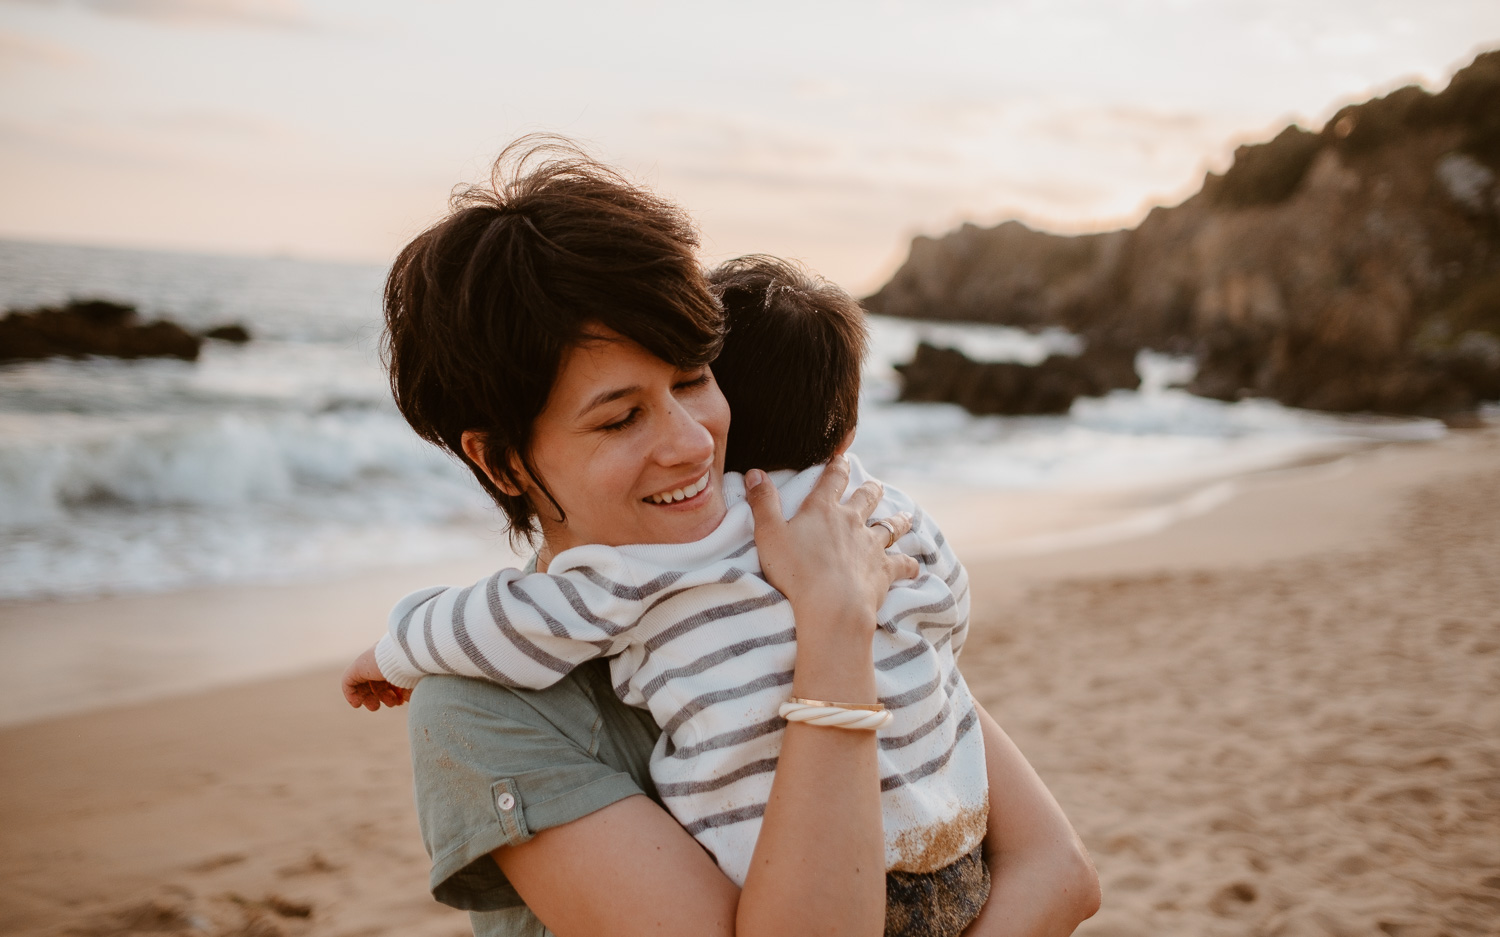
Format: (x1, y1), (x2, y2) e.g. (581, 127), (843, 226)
(383, 137), (723, 543)
(707, 256), (868, 474)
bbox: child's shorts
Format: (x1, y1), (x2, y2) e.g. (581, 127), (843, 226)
(885, 845), (991, 937)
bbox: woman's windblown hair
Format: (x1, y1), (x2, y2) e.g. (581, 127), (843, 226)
(383, 135), (724, 542)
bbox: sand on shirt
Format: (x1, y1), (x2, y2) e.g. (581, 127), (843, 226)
(1, 429), (1497, 937)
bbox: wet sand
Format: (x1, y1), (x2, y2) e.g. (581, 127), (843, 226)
(960, 431), (1500, 936)
(1, 430), (1496, 936)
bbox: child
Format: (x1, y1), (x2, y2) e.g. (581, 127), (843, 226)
(347, 257), (988, 937)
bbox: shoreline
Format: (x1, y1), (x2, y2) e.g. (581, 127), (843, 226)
(1, 426), (1496, 935)
(3, 430), (1495, 730)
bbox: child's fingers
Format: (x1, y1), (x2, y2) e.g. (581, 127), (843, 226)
(369, 681), (406, 708)
(344, 678), (406, 711)
(342, 680), (368, 709)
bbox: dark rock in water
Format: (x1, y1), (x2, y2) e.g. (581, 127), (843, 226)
(895, 341), (1140, 416)
(865, 49), (1500, 416)
(0, 298), (202, 363)
(67, 299), (137, 327)
(203, 323), (252, 343)
(1186, 327), (1480, 414)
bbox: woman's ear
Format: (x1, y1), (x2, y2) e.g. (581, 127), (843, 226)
(461, 430), (524, 497)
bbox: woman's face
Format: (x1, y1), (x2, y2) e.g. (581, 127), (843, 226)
(523, 326), (730, 557)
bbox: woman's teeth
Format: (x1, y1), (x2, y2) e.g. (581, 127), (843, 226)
(645, 473), (709, 505)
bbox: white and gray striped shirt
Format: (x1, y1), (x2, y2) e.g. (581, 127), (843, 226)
(375, 456), (987, 885)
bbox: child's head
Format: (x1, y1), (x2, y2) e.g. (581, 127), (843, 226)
(707, 256), (868, 475)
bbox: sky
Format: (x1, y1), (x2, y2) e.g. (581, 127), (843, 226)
(1, 1), (1497, 294)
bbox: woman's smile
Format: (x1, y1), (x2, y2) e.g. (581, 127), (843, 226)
(643, 471), (711, 506)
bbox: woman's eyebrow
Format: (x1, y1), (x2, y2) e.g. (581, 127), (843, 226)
(578, 386), (641, 418)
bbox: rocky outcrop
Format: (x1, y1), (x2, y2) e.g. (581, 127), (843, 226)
(203, 323), (252, 343)
(868, 50), (1500, 416)
(0, 299), (203, 363)
(895, 340), (1140, 416)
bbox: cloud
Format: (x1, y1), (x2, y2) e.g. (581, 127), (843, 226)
(136, 109), (292, 139)
(0, 106), (301, 177)
(3, 0), (314, 30)
(0, 29), (92, 69)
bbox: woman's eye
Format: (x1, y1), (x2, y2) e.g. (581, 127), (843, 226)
(675, 373), (711, 391)
(600, 409), (639, 432)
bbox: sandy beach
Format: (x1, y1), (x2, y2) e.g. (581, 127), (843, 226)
(2, 429), (1497, 937)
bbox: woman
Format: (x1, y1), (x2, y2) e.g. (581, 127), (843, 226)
(362, 140), (1100, 937)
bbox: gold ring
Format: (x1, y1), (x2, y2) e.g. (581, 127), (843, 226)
(869, 517), (899, 549)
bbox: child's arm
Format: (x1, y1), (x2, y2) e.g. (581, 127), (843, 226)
(370, 558), (648, 695)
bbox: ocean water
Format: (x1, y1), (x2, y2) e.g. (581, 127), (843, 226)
(0, 239), (1446, 601)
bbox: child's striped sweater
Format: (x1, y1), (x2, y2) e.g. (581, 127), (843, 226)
(375, 456), (988, 885)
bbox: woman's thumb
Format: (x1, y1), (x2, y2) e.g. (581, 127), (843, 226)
(745, 469), (784, 530)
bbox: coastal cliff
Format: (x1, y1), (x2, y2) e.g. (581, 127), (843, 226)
(866, 50), (1500, 416)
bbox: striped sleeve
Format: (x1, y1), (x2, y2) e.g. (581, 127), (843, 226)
(924, 511), (971, 657)
(878, 485), (972, 658)
(374, 558), (650, 690)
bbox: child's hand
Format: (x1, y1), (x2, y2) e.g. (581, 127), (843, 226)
(342, 644), (411, 711)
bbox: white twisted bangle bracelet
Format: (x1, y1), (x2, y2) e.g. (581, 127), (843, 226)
(778, 699), (893, 730)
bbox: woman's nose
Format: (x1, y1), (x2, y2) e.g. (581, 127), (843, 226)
(656, 399), (715, 467)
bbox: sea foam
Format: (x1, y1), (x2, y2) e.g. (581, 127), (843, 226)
(0, 240), (1451, 600)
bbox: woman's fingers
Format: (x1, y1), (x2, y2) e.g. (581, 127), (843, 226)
(753, 460), (921, 632)
(871, 512), (913, 547)
(887, 553), (920, 583)
(845, 479), (885, 520)
(808, 454), (852, 505)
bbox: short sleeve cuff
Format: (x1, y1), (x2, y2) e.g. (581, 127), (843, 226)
(428, 770), (648, 909)
(407, 673), (660, 913)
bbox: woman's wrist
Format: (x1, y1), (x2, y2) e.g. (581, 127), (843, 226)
(792, 596), (876, 640)
(789, 602), (878, 703)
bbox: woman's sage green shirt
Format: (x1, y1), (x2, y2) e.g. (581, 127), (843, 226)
(407, 659), (663, 937)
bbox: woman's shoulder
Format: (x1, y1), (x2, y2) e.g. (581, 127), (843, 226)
(406, 665), (663, 914)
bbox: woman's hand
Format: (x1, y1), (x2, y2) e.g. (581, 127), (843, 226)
(746, 455), (918, 636)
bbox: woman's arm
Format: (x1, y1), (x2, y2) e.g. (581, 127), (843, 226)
(494, 456), (916, 937)
(491, 793), (739, 935)
(964, 703), (1101, 936)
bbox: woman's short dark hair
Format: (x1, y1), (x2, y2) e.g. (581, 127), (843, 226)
(384, 137), (724, 543)
(708, 256), (868, 474)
